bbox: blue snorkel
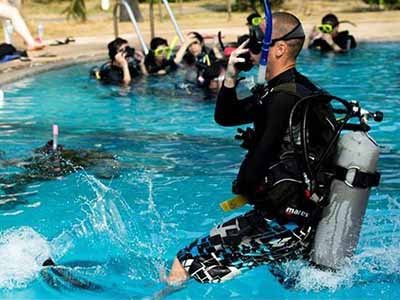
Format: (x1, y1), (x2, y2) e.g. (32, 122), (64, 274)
(257, 0), (273, 84)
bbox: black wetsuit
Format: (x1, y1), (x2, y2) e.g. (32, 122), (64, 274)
(144, 55), (178, 74)
(99, 61), (141, 85)
(183, 47), (217, 71)
(216, 68), (319, 205)
(177, 68), (323, 283)
(309, 30), (357, 52)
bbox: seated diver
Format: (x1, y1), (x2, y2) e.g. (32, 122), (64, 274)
(222, 15), (267, 76)
(246, 12), (264, 45)
(144, 37), (186, 75)
(196, 60), (226, 99)
(165, 12), (337, 285)
(308, 13), (357, 53)
(91, 37), (147, 85)
(177, 32), (223, 83)
(0, 140), (120, 195)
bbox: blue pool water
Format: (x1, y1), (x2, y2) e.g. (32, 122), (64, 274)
(0, 42), (400, 299)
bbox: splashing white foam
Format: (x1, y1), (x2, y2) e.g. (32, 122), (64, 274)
(0, 227), (51, 289)
(295, 263), (355, 292)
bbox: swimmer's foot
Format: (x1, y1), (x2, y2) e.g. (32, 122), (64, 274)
(165, 258), (189, 286)
(42, 257), (56, 266)
(27, 42), (46, 51)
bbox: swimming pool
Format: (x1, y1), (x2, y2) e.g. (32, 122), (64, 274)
(0, 42), (399, 299)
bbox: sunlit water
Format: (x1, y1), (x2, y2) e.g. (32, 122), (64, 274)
(0, 42), (399, 299)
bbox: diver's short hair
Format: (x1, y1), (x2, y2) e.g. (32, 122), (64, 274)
(322, 13), (339, 28)
(108, 37), (128, 60)
(150, 37), (168, 50)
(188, 32), (204, 44)
(272, 12), (305, 59)
(246, 12), (261, 25)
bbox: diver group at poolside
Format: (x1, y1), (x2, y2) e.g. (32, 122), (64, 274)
(89, 11), (357, 101)
(2, 1), (384, 295)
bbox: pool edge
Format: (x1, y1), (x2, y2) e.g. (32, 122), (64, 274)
(0, 53), (107, 87)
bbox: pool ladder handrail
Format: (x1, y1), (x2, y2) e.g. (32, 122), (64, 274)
(113, 0), (149, 54)
(113, 0), (185, 55)
(161, 0), (185, 43)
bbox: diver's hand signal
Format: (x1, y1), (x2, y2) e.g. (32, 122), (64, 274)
(228, 39), (249, 66)
(224, 39), (249, 88)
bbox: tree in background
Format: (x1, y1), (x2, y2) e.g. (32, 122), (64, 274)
(119, 0), (143, 22)
(233, 0), (284, 12)
(64, 0), (87, 21)
(363, 0), (400, 9)
(32, 0), (143, 22)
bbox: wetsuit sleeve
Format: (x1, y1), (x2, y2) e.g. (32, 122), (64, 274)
(167, 58), (178, 71)
(243, 92), (298, 186)
(349, 35), (357, 49)
(214, 85), (257, 126)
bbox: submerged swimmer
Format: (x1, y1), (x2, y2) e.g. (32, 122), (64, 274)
(40, 257), (103, 291)
(0, 140), (120, 196)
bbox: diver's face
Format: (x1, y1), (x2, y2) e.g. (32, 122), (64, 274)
(155, 52), (166, 64)
(208, 79), (219, 92)
(266, 20), (289, 80)
(117, 43), (129, 54)
(189, 40), (202, 57)
(331, 25), (339, 37)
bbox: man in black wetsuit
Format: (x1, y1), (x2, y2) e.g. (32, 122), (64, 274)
(166, 12), (334, 285)
(308, 13), (357, 53)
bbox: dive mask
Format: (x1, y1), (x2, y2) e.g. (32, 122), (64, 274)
(154, 46), (171, 57)
(318, 24), (334, 34)
(251, 16), (263, 26)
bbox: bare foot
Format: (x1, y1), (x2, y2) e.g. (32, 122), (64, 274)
(166, 258), (189, 286)
(27, 42), (46, 51)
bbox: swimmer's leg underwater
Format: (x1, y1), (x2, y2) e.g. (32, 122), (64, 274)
(40, 258), (103, 291)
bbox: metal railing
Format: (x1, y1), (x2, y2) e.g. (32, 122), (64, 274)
(113, 0), (185, 54)
(113, 0), (149, 54)
(161, 0), (184, 43)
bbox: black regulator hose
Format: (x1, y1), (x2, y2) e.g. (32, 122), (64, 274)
(289, 93), (356, 191)
(218, 31), (225, 51)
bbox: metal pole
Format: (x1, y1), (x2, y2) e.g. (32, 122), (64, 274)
(114, 0), (149, 54)
(227, 0), (231, 21)
(150, 0), (155, 40)
(161, 0), (184, 42)
(113, 3), (120, 37)
(158, 0), (163, 22)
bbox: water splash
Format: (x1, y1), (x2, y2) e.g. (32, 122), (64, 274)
(276, 238), (400, 292)
(51, 171), (134, 260)
(0, 227), (51, 289)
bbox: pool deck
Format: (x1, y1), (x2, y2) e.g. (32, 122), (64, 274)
(1, 13), (400, 87)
